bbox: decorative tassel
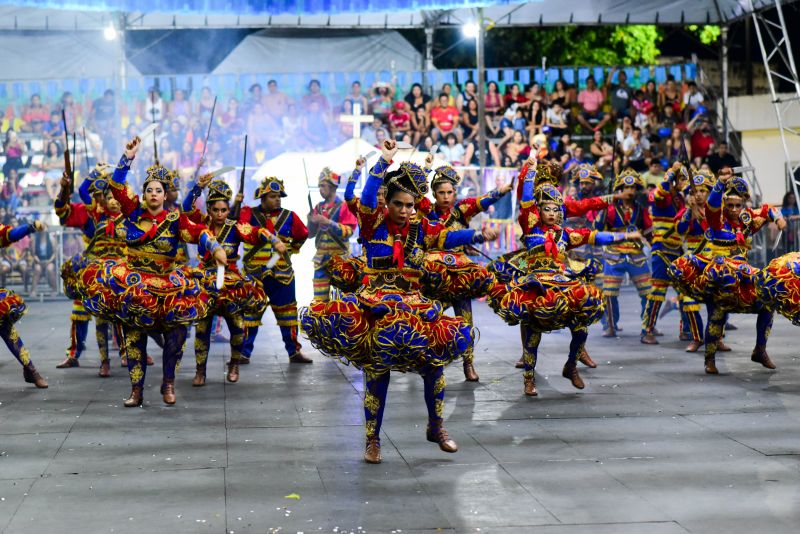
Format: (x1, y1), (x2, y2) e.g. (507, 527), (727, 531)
(392, 234), (404, 268)
(104, 219), (115, 236)
(544, 230), (558, 259)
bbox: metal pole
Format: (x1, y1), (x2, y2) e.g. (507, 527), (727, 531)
(720, 26), (729, 142)
(745, 17), (753, 95)
(476, 8), (487, 173)
(423, 23), (434, 93)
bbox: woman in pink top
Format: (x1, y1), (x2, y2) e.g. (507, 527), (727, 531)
(485, 81), (503, 116)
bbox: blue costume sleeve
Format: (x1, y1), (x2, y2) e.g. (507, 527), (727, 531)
(442, 228), (482, 248)
(112, 154), (133, 186)
(593, 231), (625, 246)
(197, 231), (220, 257)
(675, 209), (692, 236)
(521, 167), (537, 203)
(361, 157), (390, 210)
(345, 168), (361, 202)
(8, 223), (35, 242)
(477, 188), (505, 211)
(708, 180), (724, 211)
(78, 177), (93, 205)
(182, 184), (203, 213)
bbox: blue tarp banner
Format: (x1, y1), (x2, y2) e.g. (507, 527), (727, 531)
(11, 0), (518, 16)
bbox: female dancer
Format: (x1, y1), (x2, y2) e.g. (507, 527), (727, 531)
(488, 156), (642, 396)
(0, 219), (48, 388)
(182, 177), (281, 385)
(301, 140), (498, 464)
(670, 172), (786, 374)
(79, 136), (227, 406)
(55, 165), (128, 376)
(423, 166), (512, 381)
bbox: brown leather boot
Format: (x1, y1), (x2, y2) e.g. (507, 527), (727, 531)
(23, 365), (48, 389)
(751, 346), (776, 370)
(289, 352), (313, 364)
(123, 386), (143, 407)
(679, 332), (694, 341)
(704, 357), (719, 375)
(120, 357), (128, 367)
(577, 348), (597, 368)
(426, 424), (458, 453)
(161, 381), (176, 405)
(238, 357), (250, 365)
(562, 361), (585, 389)
(56, 357), (80, 368)
(463, 360), (479, 382)
(192, 366), (206, 387)
(514, 357), (525, 369)
(98, 360), (110, 378)
(524, 375), (538, 397)
(602, 327), (617, 338)
(364, 437), (382, 464)
(640, 333), (659, 345)
(227, 361), (240, 383)
(717, 340), (732, 352)
(685, 340), (703, 353)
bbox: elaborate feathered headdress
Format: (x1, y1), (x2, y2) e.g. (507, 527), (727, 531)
(143, 164), (177, 192)
(385, 162), (429, 198)
(723, 176), (750, 200)
(534, 184), (565, 207)
(318, 167), (341, 188)
(572, 163), (603, 185)
(207, 180), (232, 203)
(613, 168), (645, 191)
(430, 166), (461, 191)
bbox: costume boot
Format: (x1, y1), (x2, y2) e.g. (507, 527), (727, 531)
(562, 361), (585, 389)
(123, 386), (143, 407)
(22, 364), (48, 388)
(364, 437), (382, 464)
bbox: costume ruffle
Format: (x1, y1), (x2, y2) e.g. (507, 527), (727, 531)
(200, 266), (268, 319)
(79, 258), (212, 329)
(488, 271), (603, 329)
(326, 254), (366, 294)
(60, 254), (85, 300)
(422, 251), (495, 302)
(755, 252), (800, 325)
(670, 254), (760, 310)
(0, 288), (27, 325)
(300, 272), (474, 375)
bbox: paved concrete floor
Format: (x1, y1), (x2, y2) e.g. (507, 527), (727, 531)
(1, 289), (799, 534)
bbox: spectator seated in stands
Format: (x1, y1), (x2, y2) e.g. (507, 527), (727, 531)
(682, 81), (705, 123)
(606, 67), (633, 120)
(21, 94), (50, 133)
(387, 101), (411, 141)
(439, 133), (467, 166)
(622, 126), (650, 172)
(430, 93), (462, 143)
(302, 79), (330, 113)
(707, 141), (739, 174)
(344, 80), (369, 113)
(264, 79), (290, 125)
(576, 76), (611, 132)
(545, 101), (569, 138)
(642, 159), (666, 189)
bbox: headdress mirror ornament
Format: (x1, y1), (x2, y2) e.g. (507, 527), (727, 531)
(143, 164), (176, 192)
(613, 168), (645, 191)
(724, 176), (751, 200)
(690, 169), (716, 192)
(207, 180), (233, 203)
(431, 166), (461, 190)
(572, 163), (602, 184)
(255, 176), (287, 198)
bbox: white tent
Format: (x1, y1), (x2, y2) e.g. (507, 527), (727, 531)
(0, 30), (139, 80)
(212, 30), (427, 75)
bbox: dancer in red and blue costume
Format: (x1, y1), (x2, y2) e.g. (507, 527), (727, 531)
(424, 165), (512, 382)
(308, 167), (357, 301)
(670, 171), (786, 374)
(182, 177), (278, 385)
(595, 170), (653, 337)
(301, 140), (498, 464)
(0, 220), (49, 389)
(54, 164), (128, 376)
(488, 155), (643, 395)
(673, 169), (723, 353)
(238, 176), (310, 364)
(640, 161), (698, 345)
(79, 136), (228, 406)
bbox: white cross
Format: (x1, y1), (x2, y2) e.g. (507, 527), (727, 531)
(339, 103), (374, 139)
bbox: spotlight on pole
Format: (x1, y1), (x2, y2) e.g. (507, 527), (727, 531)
(103, 22), (118, 41)
(462, 22), (479, 39)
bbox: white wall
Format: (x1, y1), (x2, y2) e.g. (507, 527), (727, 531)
(728, 93), (800, 204)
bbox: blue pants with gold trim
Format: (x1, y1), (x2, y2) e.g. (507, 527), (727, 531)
(642, 250), (704, 340)
(242, 276), (300, 359)
(195, 314), (245, 374)
(364, 365), (446, 443)
(601, 254), (651, 329)
(123, 326), (187, 389)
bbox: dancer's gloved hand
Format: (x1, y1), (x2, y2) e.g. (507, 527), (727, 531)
(355, 156), (366, 170)
(497, 181), (513, 195)
(624, 230), (645, 245)
(33, 220), (47, 232)
(272, 239), (287, 255)
(776, 216), (787, 231)
(197, 172), (213, 188)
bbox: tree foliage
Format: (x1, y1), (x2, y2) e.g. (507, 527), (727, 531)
(686, 24), (721, 45)
(482, 25), (663, 67)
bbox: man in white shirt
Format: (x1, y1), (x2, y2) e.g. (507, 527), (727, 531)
(622, 127), (650, 172)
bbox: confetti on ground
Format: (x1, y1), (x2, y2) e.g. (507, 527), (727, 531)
(284, 493), (301, 500)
